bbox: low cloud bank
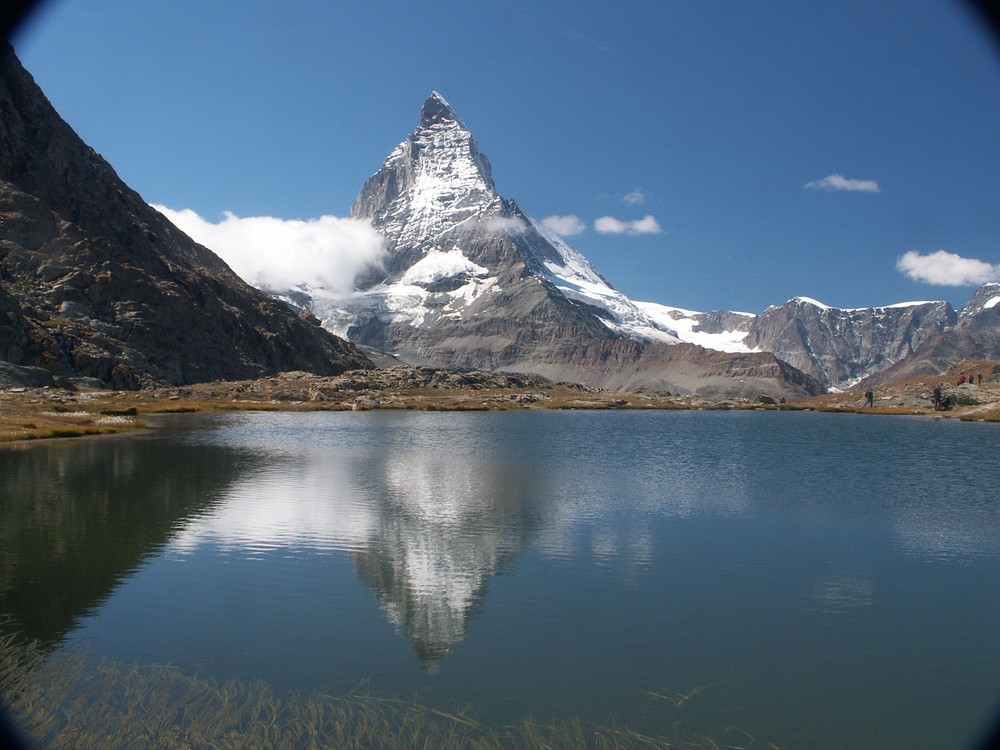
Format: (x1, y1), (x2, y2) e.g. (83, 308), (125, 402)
(805, 174), (881, 193)
(594, 215), (662, 235)
(153, 206), (386, 293)
(896, 250), (1000, 286)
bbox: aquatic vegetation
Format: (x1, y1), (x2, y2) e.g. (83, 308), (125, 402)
(0, 632), (755, 749)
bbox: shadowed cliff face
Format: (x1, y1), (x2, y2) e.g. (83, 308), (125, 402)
(0, 43), (373, 387)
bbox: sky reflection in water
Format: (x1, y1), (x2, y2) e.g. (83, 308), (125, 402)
(5, 409), (1000, 750)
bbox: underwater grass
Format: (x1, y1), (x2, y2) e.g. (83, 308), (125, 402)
(0, 631), (764, 750)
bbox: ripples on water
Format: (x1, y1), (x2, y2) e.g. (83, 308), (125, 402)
(2, 410), (999, 749)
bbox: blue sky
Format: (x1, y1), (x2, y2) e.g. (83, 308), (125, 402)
(11, 0), (1000, 313)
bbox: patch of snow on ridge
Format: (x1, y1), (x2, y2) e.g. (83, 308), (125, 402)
(778, 297), (943, 313)
(444, 276), (498, 314)
(841, 300), (940, 312)
(401, 247), (488, 285)
(984, 296), (1000, 310)
(526, 216), (681, 344)
(308, 249), (497, 337)
(791, 296), (832, 309)
(636, 302), (754, 353)
(546, 267), (682, 344)
(525, 218), (756, 350)
(529, 216), (608, 288)
(880, 300), (939, 309)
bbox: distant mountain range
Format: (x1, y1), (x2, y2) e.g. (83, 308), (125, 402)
(2, 48), (996, 394)
(284, 92), (999, 394)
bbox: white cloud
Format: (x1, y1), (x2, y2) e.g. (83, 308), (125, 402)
(623, 189), (647, 206)
(541, 214), (587, 236)
(594, 214), (663, 235)
(896, 250), (1000, 286)
(804, 174), (881, 193)
(153, 205), (386, 293)
(479, 216), (528, 234)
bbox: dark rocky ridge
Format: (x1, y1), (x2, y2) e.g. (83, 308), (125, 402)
(0, 43), (372, 387)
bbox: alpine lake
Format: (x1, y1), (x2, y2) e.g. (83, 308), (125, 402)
(2, 408), (999, 749)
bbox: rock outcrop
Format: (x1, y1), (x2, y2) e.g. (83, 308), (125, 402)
(742, 297), (956, 389)
(855, 284), (1000, 388)
(0, 43), (372, 388)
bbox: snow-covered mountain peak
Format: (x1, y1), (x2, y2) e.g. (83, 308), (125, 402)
(350, 92), (500, 260)
(331, 92), (760, 355)
(420, 91), (464, 128)
(262, 93), (996, 395)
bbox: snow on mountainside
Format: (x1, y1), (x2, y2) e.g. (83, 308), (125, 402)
(308, 92), (751, 354)
(261, 92), (996, 393)
(962, 281), (1000, 317)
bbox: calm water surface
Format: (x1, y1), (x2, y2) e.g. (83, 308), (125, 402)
(2, 409), (1000, 749)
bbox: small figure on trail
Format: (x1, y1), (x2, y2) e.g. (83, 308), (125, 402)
(864, 389), (874, 408)
(978, 373), (983, 385)
(958, 374), (966, 385)
(933, 384), (943, 411)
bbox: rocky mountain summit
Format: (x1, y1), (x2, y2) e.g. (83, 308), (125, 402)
(279, 92), (1000, 396)
(0, 43), (372, 389)
(751, 286), (998, 391)
(740, 297), (957, 389)
(296, 92), (822, 398)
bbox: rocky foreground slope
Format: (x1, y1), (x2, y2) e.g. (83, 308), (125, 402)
(0, 43), (371, 388)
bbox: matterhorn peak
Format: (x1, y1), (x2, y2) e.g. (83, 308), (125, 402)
(350, 91), (498, 235)
(419, 91), (464, 129)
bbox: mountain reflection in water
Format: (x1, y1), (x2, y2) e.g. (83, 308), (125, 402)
(353, 450), (542, 665)
(0, 424), (257, 643)
(2, 410), (999, 750)
(162, 414), (548, 665)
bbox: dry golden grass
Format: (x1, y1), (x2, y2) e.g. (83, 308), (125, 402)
(3, 360), (997, 444)
(0, 405), (145, 442)
(0, 383), (670, 444)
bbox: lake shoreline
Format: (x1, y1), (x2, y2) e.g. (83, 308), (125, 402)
(2, 361), (998, 444)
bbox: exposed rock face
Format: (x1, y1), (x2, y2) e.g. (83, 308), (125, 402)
(858, 285), (1000, 388)
(860, 328), (1000, 388)
(0, 43), (372, 388)
(301, 92), (820, 397)
(961, 282), (1000, 328)
(689, 309), (756, 336)
(487, 338), (823, 396)
(742, 297), (956, 389)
